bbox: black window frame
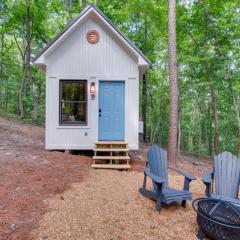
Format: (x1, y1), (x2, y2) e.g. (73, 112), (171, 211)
(59, 80), (88, 126)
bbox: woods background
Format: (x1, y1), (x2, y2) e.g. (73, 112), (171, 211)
(0, 0), (239, 156)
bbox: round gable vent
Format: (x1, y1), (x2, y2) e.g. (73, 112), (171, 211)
(87, 30), (99, 44)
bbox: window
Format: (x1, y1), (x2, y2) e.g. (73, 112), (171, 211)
(59, 80), (87, 125)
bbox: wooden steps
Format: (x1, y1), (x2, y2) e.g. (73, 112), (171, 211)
(91, 164), (131, 169)
(93, 156), (130, 160)
(92, 142), (130, 170)
(93, 148), (129, 152)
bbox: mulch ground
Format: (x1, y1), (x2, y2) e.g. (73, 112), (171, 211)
(0, 118), (90, 240)
(33, 171), (207, 240)
(0, 117), (212, 240)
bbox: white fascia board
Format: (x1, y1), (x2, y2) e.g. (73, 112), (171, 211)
(138, 56), (149, 67)
(34, 55), (45, 65)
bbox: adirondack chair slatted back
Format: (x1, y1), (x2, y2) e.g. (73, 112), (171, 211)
(147, 145), (168, 188)
(214, 152), (240, 198)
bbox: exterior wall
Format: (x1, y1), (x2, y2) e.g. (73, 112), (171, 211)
(45, 15), (139, 150)
(46, 16), (138, 76)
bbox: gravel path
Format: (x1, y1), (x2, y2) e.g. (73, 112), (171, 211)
(34, 170), (205, 240)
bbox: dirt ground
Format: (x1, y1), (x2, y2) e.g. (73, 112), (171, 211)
(0, 117), (212, 240)
(0, 117), (90, 240)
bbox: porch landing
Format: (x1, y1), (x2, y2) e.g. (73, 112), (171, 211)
(92, 142), (130, 170)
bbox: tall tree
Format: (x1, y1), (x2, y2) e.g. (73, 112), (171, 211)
(202, 2), (220, 155)
(167, 0), (179, 164)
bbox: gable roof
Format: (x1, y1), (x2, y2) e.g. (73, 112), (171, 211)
(32, 4), (150, 67)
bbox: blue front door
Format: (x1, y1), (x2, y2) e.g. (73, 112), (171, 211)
(99, 81), (125, 141)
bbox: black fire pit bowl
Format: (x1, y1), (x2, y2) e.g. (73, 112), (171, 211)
(192, 198), (240, 240)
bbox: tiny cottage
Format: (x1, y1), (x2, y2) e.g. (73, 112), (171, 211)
(33, 4), (150, 157)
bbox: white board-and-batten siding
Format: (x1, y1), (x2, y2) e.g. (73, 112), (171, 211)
(45, 15), (139, 150)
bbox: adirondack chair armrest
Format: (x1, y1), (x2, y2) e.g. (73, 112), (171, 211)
(169, 167), (196, 181)
(202, 170), (213, 184)
(144, 166), (166, 184)
(202, 170), (213, 197)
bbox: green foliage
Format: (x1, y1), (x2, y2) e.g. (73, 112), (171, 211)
(0, 0), (239, 156)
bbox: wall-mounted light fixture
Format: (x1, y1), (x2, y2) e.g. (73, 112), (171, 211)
(90, 82), (95, 100)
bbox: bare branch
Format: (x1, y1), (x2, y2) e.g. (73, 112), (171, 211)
(13, 34), (24, 59)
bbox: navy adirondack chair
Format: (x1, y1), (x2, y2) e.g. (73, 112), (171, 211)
(139, 145), (196, 211)
(202, 152), (240, 205)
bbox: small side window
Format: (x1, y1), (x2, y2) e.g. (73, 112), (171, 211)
(59, 80), (87, 125)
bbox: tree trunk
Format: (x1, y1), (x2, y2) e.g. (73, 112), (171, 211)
(141, 14), (148, 142)
(80, 0), (86, 9)
(0, 34), (4, 109)
(15, 33), (26, 118)
(0, 34), (10, 110)
(19, 67), (26, 118)
(142, 73), (147, 142)
(188, 127), (192, 153)
(237, 123), (240, 157)
(210, 85), (220, 155)
(26, 0), (38, 121)
(152, 90), (163, 144)
(158, 97), (164, 146)
(167, 0), (179, 165)
(201, 2), (220, 155)
(228, 81), (240, 157)
(205, 62), (220, 154)
(35, 78), (42, 120)
(66, 0), (72, 20)
(177, 110), (181, 156)
(232, 97), (240, 156)
(4, 75), (8, 110)
(29, 69), (38, 121)
(207, 105), (212, 155)
(149, 90), (154, 143)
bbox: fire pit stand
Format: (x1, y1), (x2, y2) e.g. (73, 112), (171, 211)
(192, 198), (240, 240)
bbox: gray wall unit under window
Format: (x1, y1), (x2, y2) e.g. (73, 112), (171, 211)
(59, 80), (87, 126)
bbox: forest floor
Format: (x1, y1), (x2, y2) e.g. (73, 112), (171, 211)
(0, 117), (212, 240)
